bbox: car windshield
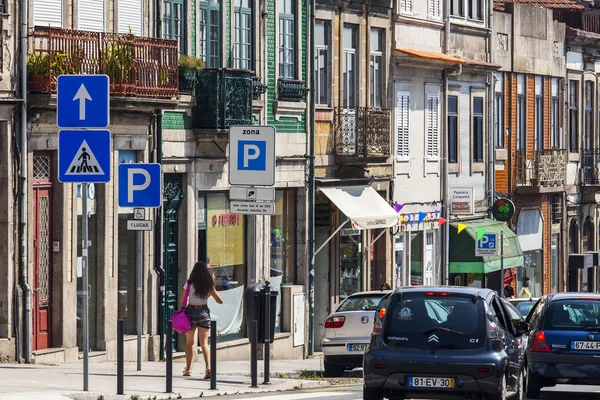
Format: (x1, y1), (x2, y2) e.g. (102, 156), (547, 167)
(544, 299), (600, 331)
(337, 294), (389, 312)
(515, 301), (535, 316)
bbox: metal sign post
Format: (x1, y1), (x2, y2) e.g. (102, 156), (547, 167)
(57, 74), (111, 391)
(500, 231), (504, 297)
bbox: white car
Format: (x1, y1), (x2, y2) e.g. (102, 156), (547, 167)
(321, 290), (392, 377)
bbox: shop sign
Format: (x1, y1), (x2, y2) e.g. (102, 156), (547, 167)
(341, 228), (361, 236)
(450, 188), (474, 215)
(491, 198), (515, 222)
(207, 195), (245, 267)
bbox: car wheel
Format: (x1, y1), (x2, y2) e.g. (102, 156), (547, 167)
(487, 373), (507, 400)
(363, 385), (383, 400)
(323, 360), (345, 377)
(525, 366), (541, 399)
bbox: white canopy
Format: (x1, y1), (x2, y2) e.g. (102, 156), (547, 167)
(319, 185), (399, 230)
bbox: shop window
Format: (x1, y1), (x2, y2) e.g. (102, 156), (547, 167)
(551, 233), (559, 293)
(198, 192), (246, 338)
(394, 234), (405, 288)
(410, 231), (423, 285)
(340, 212), (362, 299)
(517, 250), (542, 298)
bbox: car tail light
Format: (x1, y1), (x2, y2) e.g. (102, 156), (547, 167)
(486, 316), (501, 339)
(325, 316), (345, 329)
(425, 292), (450, 296)
(372, 320), (382, 336)
(578, 298), (600, 301)
(532, 331), (551, 352)
(478, 367), (490, 373)
(379, 308), (386, 319)
(374, 364), (386, 369)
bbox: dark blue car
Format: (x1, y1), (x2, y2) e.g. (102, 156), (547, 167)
(524, 293), (600, 398)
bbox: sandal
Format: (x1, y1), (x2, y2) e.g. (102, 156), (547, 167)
(183, 369), (192, 377)
(204, 369), (211, 380)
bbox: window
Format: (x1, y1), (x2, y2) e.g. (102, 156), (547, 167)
(234, 0), (252, 70)
(468, 0), (483, 20)
(535, 76), (544, 151)
(495, 74), (505, 148)
(473, 96), (484, 162)
(370, 28), (384, 108)
(448, 95), (458, 163)
(199, 0), (220, 67)
(400, 0), (413, 13)
(517, 75), (526, 152)
(585, 81), (593, 150)
(343, 24), (358, 107)
(569, 80), (579, 153)
(429, 0), (441, 19)
(426, 94), (440, 159)
(279, 0), (295, 78)
(396, 91), (410, 160)
(451, 0), (464, 16)
(551, 78), (560, 148)
(163, 0), (185, 53)
(315, 20), (330, 107)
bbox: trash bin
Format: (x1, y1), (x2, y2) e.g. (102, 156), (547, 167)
(244, 282), (278, 343)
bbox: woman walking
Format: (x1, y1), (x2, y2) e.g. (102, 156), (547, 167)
(181, 261), (223, 378)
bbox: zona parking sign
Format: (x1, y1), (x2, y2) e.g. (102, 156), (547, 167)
(229, 126), (276, 186)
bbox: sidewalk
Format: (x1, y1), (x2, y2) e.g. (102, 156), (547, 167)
(0, 357), (329, 400)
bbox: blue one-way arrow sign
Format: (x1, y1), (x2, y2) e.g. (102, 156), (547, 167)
(57, 75), (109, 128)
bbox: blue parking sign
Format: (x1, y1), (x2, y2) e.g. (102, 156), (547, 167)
(118, 163), (162, 208)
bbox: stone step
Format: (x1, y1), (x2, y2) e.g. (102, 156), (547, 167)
(32, 348), (65, 364)
(77, 350), (107, 363)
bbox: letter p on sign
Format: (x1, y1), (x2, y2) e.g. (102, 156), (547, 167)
(238, 140), (266, 171)
(118, 163), (162, 208)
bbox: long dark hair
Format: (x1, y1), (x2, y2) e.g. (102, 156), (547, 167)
(188, 261), (215, 299)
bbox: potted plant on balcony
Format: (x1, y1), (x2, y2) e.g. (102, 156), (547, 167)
(27, 51), (52, 93)
(178, 55), (203, 93)
(102, 41), (134, 96)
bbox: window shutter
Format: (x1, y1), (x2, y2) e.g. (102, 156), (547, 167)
(426, 94), (440, 159)
(118, 0), (143, 35)
(429, 0), (441, 18)
(396, 91), (410, 160)
(400, 0), (413, 13)
(34, 0), (63, 27)
(79, 0), (105, 31)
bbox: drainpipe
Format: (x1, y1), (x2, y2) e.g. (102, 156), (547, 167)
(487, 0), (495, 214)
(19, 0), (31, 363)
(153, 109), (166, 360)
(307, 0), (316, 356)
(442, 0), (451, 284)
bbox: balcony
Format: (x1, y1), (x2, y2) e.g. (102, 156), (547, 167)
(583, 150), (600, 185)
(194, 68), (254, 130)
(277, 78), (309, 102)
(27, 26), (179, 98)
(515, 150), (566, 192)
(334, 107), (391, 159)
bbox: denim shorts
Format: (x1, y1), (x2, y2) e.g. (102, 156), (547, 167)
(185, 305), (211, 329)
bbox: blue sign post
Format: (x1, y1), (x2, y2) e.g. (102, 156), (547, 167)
(476, 233), (498, 256)
(56, 74), (111, 391)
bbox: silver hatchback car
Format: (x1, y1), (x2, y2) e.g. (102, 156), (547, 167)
(321, 290), (392, 377)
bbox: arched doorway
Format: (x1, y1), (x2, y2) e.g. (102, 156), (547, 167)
(569, 219), (580, 254)
(583, 218), (594, 252)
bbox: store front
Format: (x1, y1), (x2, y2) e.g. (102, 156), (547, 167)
(516, 209), (543, 298)
(449, 219), (523, 292)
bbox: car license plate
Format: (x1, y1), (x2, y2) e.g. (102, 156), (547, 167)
(571, 341), (600, 350)
(347, 343), (368, 352)
(408, 377), (455, 388)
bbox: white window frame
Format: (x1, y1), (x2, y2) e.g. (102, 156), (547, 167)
(396, 90), (411, 161)
(495, 73), (505, 149)
(551, 78), (560, 149)
(369, 28), (384, 109)
(451, 0), (485, 24)
(535, 76), (544, 151)
(342, 24), (358, 108)
(315, 19), (331, 107)
(428, 0), (441, 20)
(471, 88), (486, 169)
(426, 93), (440, 160)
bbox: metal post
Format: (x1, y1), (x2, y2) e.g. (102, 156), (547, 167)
(166, 321), (172, 393)
(250, 320), (258, 388)
(117, 319), (124, 395)
(210, 320), (217, 390)
(82, 182), (89, 391)
(500, 231), (504, 297)
(250, 215), (256, 281)
(263, 283), (271, 385)
(137, 230), (143, 371)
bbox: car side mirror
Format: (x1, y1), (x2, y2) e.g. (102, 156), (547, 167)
(516, 321), (531, 335)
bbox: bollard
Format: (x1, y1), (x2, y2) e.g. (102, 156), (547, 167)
(210, 320), (217, 390)
(117, 319), (124, 395)
(250, 320), (258, 388)
(263, 283), (271, 385)
(166, 321), (173, 393)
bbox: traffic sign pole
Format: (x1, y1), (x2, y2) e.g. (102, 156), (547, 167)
(82, 182), (89, 391)
(137, 228), (143, 371)
(500, 231), (504, 297)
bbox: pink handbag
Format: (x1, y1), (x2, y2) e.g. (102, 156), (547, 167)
(171, 284), (191, 333)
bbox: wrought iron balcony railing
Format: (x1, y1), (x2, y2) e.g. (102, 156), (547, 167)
(253, 76), (267, 100)
(516, 150), (566, 188)
(277, 78), (309, 102)
(583, 149), (600, 185)
(194, 68), (253, 129)
(334, 107), (391, 158)
(27, 26), (179, 98)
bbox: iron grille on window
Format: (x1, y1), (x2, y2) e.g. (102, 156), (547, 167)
(33, 156), (51, 181)
(551, 195), (562, 224)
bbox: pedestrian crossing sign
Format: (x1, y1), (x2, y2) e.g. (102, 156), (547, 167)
(58, 130), (111, 183)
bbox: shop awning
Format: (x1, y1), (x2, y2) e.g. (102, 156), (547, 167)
(319, 185), (398, 229)
(396, 48), (468, 65)
(449, 219), (524, 274)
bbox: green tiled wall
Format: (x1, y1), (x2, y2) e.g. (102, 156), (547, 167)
(266, 0), (307, 133)
(162, 112), (193, 130)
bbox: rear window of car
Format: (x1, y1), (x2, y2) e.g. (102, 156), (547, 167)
(544, 299), (600, 331)
(515, 302), (535, 316)
(383, 292), (485, 349)
(336, 294), (389, 312)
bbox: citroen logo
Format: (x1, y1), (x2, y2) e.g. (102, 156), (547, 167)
(361, 316), (369, 324)
(428, 334), (439, 343)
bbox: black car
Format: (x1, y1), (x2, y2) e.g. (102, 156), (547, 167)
(523, 293), (600, 398)
(363, 286), (528, 400)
